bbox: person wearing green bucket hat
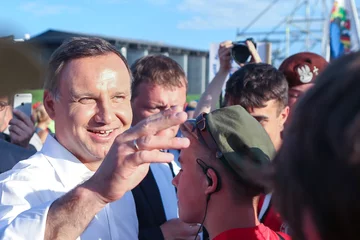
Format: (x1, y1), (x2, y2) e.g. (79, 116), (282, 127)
(172, 105), (291, 240)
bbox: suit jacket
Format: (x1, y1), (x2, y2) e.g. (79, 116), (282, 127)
(132, 168), (167, 240)
(0, 138), (36, 174)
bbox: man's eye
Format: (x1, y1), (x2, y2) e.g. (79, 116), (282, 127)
(79, 98), (96, 104)
(113, 95), (125, 101)
(148, 107), (159, 111)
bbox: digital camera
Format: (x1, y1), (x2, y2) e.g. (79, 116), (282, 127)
(231, 38), (257, 64)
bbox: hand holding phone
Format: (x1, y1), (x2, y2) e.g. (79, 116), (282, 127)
(9, 93), (35, 148)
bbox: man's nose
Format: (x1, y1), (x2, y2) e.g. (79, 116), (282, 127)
(94, 100), (114, 125)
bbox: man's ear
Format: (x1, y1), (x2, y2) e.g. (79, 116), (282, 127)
(43, 90), (56, 120)
(204, 168), (220, 195)
(279, 106), (290, 130)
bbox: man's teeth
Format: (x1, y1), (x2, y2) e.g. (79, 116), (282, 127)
(91, 130), (114, 136)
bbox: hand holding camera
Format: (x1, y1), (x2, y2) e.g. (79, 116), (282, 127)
(218, 41), (234, 73)
(231, 38), (262, 66)
(218, 38), (262, 75)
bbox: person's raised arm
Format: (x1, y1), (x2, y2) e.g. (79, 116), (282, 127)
(44, 109), (190, 240)
(193, 41), (233, 117)
(194, 40), (262, 117)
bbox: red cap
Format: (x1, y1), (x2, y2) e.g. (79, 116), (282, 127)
(279, 52), (328, 87)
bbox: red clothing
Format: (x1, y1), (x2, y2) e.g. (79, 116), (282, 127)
(213, 224), (291, 240)
(258, 194), (289, 234)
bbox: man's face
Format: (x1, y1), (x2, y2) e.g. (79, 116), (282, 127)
(288, 83), (314, 110)
(247, 100), (288, 150)
(46, 53), (132, 166)
(0, 97), (11, 132)
(131, 81), (187, 137)
(172, 134), (208, 223)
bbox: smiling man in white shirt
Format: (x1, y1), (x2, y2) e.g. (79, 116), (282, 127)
(0, 37), (190, 239)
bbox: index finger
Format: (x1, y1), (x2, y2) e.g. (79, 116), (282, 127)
(122, 109), (187, 141)
(12, 109), (34, 127)
(246, 40), (262, 63)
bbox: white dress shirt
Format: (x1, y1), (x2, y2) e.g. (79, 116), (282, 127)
(0, 135), (138, 240)
(150, 149), (180, 221)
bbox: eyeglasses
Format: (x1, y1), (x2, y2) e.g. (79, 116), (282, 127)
(186, 112), (223, 159)
(0, 101), (9, 111)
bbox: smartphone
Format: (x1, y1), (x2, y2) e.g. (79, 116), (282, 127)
(231, 38), (257, 64)
(13, 93), (32, 118)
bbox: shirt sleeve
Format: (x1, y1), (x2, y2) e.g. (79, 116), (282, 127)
(0, 201), (52, 240)
(0, 173), (56, 240)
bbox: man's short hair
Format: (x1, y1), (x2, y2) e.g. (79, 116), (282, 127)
(44, 37), (130, 99)
(224, 63), (288, 114)
(130, 55), (187, 99)
(273, 52), (360, 240)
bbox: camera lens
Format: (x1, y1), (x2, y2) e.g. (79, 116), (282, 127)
(231, 44), (251, 64)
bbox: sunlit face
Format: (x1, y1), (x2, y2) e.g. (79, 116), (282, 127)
(172, 130), (209, 223)
(288, 83), (314, 110)
(0, 96), (11, 132)
(247, 100), (288, 150)
(46, 53), (132, 167)
(131, 81), (187, 137)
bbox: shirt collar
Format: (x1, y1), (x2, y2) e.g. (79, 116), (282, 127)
(40, 135), (94, 188)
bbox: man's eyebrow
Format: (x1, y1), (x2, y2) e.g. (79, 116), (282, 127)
(112, 91), (129, 96)
(70, 90), (96, 98)
(148, 101), (167, 106)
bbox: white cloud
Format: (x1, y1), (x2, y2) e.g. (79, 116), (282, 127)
(19, 1), (80, 16)
(176, 0), (322, 30)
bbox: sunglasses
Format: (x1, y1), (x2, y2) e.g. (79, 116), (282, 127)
(185, 112), (223, 159)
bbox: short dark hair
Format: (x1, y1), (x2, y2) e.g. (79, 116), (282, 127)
(273, 52), (360, 240)
(224, 63), (288, 114)
(130, 55), (187, 99)
(44, 37), (130, 99)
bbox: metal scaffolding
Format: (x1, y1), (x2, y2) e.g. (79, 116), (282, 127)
(236, 0), (330, 66)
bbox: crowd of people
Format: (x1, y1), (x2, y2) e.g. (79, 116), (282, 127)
(0, 35), (358, 240)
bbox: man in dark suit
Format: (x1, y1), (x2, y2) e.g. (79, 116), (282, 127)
(131, 55), (201, 240)
(0, 138), (35, 173)
(0, 96), (36, 173)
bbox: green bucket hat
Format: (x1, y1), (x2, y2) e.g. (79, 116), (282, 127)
(181, 105), (275, 189)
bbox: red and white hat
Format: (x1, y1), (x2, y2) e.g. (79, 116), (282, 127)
(279, 52), (328, 87)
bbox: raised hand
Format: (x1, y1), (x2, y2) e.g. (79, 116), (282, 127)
(85, 108), (190, 204)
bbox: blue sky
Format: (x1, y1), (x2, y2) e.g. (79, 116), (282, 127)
(1, 0), (360, 56)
